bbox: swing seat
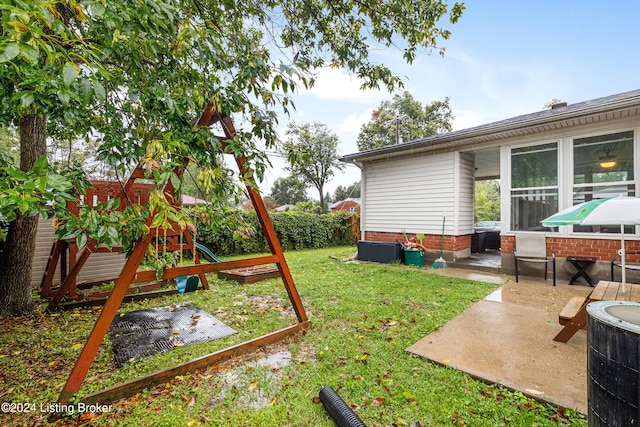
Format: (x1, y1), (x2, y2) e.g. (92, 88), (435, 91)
(176, 276), (199, 293)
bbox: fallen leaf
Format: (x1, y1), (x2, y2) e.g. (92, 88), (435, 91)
(372, 397), (385, 406)
(78, 412), (96, 421)
(71, 343), (83, 350)
(525, 388), (544, 396)
(402, 391), (415, 399)
(187, 396), (196, 407)
(451, 417), (467, 426)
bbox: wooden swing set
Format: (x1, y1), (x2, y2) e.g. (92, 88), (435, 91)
(42, 106), (309, 405)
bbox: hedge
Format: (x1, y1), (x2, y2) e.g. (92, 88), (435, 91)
(196, 210), (359, 256)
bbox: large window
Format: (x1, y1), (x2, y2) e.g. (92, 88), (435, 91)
(572, 130), (635, 233)
(510, 142), (558, 231)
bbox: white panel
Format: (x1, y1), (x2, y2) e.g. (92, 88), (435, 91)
(31, 218), (60, 289)
(31, 218), (126, 289)
(456, 152), (476, 235)
(363, 152), (456, 234)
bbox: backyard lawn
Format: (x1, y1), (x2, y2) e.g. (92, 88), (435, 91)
(0, 246), (586, 426)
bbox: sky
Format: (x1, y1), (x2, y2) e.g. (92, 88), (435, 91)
(254, 0), (640, 200)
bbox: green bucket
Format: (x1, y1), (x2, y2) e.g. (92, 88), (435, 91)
(403, 248), (425, 267)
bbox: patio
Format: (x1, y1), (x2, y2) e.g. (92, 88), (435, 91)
(408, 267), (594, 414)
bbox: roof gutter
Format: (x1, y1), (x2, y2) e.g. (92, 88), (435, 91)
(340, 90), (640, 164)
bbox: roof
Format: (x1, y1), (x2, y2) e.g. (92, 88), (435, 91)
(340, 88), (640, 163)
(180, 194), (210, 205)
(329, 198), (361, 209)
(273, 204), (295, 212)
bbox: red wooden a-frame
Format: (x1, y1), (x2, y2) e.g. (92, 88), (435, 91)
(52, 106), (309, 404)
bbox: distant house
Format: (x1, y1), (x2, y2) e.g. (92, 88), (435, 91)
(340, 89), (640, 282)
(330, 198), (361, 214)
(180, 194), (210, 205)
(274, 204), (295, 212)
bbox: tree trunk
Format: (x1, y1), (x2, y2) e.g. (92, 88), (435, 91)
(0, 114), (47, 317)
(318, 185), (325, 214)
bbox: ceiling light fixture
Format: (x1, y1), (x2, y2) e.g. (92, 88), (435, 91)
(599, 155), (617, 168)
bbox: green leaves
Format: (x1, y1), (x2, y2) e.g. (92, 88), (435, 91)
(56, 197), (135, 251)
(0, 43), (19, 63)
(279, 122), (345, 211)
(62, 63), (80, 87)
(0, 0), (465, 264)
(357, 92), (453, 151)
(0, 155), (76, 221)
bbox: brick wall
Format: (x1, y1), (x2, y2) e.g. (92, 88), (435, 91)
(502, 235), (640, 261)
(363, 231), (470, 252)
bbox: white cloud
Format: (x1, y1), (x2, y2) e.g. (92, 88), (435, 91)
(339, 109), (374, 133)
(302, 68), (384, 101)
(451, 111), (482, 131)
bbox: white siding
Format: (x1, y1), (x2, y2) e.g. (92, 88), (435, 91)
(31, 218), (60, 289)
(31, 218), (126, 289)
(363, 152), (458, 234)
(455, 152), (475, 235)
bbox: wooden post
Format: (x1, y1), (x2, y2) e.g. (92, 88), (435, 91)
(58, 234), (154, 402)
(56, 107), (308, 404)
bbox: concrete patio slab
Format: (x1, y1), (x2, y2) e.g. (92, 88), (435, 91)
(407, 270), (593, 414)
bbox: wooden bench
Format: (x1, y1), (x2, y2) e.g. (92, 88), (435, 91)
(554, 281), (640, 342)
(558, 296), (588, 326)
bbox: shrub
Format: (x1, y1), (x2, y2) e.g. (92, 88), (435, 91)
(196, 210), (358, 256)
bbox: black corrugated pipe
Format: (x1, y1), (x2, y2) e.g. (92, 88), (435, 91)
(319, 386), (367, 427)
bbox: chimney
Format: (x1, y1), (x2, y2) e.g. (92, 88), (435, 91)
(551, 102), (568, 109)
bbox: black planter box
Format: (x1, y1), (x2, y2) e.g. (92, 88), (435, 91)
(357, 241), (402, 264)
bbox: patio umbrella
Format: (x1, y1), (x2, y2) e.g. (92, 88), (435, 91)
(541, 195), (640, 290)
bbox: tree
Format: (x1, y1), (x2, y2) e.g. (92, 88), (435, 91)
(544, 98), (564, 109)
(475, 180), (501, 223)
(279, 122), (344, 213)
(270, 176), (308, 205)
(0, 0), (464, 316)
(357, 92), (454, 151)
(242, 196), (278, 211)
(333, 181), (361, 201)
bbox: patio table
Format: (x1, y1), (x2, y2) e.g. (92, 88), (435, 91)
(553, 280), (640, 342)
(566, 256), (596, 287)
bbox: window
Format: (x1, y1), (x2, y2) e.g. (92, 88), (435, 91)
(510, 142), (558, 231)
(572, 130), (635, 233)
(349, 207), (357, 213)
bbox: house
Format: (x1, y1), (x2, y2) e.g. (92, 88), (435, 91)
(274, 204), (295, 212)
(180, 194), (210, 205)
(340, 89), (640, 282)
(329, 198), (361, 214)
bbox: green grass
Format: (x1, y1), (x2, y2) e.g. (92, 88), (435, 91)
(0, 246), (586, 426)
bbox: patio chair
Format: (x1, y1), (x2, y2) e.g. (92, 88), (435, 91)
(514, 233), (556, 286)
(611, 250), (640, 282)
